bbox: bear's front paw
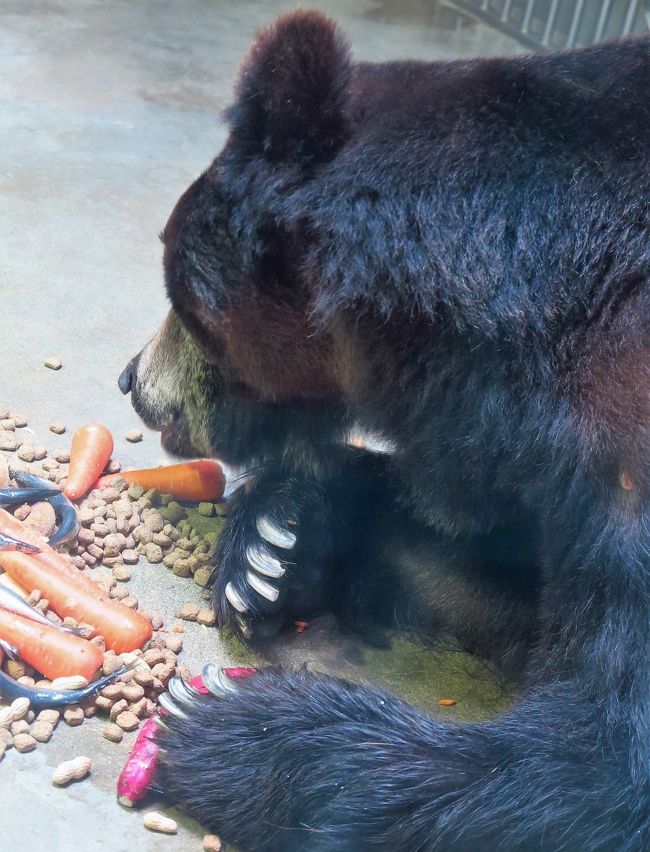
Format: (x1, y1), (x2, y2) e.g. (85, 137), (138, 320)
(212, 474), (336, 641)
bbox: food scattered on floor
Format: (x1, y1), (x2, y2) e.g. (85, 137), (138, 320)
(64, 422), (114, 500)
(0, 407), (230, 842)
(43, 358), (63, 371)
(125, 429), (143, 443)
(438, 698), (457, 707)
(143, 811), (178, 834)
(52, 754), (92, 786)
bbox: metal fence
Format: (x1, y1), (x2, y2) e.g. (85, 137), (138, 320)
(446, 0), (650, 49)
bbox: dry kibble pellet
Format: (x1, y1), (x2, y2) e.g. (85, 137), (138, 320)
(109, 699), (129, 721)
(63, 706), (84, 727)
(193, 567), (212, 588)
(122, 548), (139, 564)
(115, 710), (140, 732)
(101, 683), (123, 701)
(49, 421), (66, 434)
(121, 682), (145, 703)
(52, 756), (91, 786)
(103, 654), (123, 676)
(203, 835), (222, 852)
(44, 357), (62, 370)
(133, 667), (154, 688)
(164, 634), (183, 654)
(0, 430), (18, 451)
(102, 723), (124, 743)
(178, 603), (199, 621)
(144, 543), (163, 563)
(37, 709), (60, 726)
(143, 648), (166, 667)
(13, 503), (31, 521)
(113, 565), (132, 582)
(13, 733), (37, 753)
(143, 812), (178, 834)
(17, 443), (35, 462)
(10, 720), (30, 736)
(125, 429), (143, 443)
(31, 721), (55, 743)
(196, 608), (217, 627)
(172, 559), (191, 578)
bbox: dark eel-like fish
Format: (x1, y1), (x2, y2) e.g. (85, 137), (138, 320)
(0, 664), (131, 709)
(2, 469), (79, 546)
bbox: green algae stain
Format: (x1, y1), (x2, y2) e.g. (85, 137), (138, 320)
(339, 634), (514, 722)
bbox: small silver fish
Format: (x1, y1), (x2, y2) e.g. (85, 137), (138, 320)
(0, 532), (40, 554)
(0, 586), (87, 636)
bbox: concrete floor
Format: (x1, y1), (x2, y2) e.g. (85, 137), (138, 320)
(0, 2), (520, 849)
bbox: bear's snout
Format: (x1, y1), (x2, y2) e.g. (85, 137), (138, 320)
(118, 357), (138, 395)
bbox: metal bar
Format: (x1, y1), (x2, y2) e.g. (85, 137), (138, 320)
(565, 0), (587, 47)
(542, 0), (561, 46)
(501, 0), (513, 23)
(445, 0), (547, 50)
(622, 0), (640, 35)
(594, 0), (613, 41)
(521, 0), (536, 35)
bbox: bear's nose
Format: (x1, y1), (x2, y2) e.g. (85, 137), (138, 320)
(118, 363), (134, 395)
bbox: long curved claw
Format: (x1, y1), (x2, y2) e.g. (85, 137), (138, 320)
(201, 662), (239, 697)
(225, 581), (247, 613)
(157, 691), (189, 720)
(246, 544), (285, 579)
(246, 570), (279, 602)
(256, 514), (296, 550)
(0, 533), (40, 554)
(168, 675), (203, 707)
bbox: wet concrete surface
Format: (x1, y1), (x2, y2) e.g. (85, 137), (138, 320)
(0, 1), (520, 849)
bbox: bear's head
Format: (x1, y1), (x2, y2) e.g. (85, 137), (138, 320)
(119, 11), (354, 464)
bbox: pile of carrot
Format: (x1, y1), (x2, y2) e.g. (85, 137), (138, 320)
(65, 421), (225, 501)
(0, 420), (225, 683)
(0, 508), (151, 679)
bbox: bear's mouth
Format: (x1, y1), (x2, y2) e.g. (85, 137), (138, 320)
(160, 411), (200, 458)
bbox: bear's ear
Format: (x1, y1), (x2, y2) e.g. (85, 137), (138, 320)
(226, 10), (351, 165)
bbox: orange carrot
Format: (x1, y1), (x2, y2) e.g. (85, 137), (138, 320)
(0, 606), (103, 680)
(64, 422), (114, 500)
(0, 508), (109, 602)
(0, 551), (152, 654)
(98, 459), (225, 502)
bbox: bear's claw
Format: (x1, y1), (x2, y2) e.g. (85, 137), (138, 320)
(246, 543), (286, 578)
(256, 514), (297, 549)
(246, 569), (279, 602)
(221, 512), (298, 635)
